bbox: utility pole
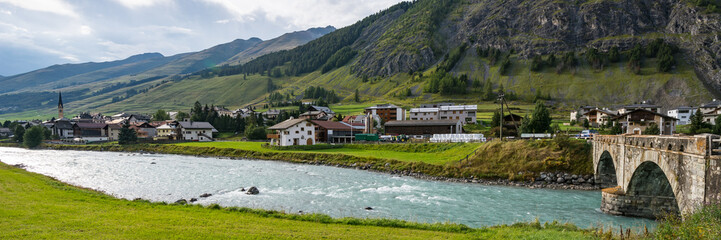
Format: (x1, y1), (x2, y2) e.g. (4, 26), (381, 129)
(498, 92), (505, 140)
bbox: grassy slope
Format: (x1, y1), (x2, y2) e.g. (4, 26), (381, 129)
(0, 161), (594, 239)
(173, 142), (481, 165)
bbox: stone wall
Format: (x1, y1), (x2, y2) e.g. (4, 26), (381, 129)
(601, 191), (679, 219)
(706, 156), (721, 205)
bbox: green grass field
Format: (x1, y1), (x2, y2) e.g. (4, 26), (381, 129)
(0, 162), (596, 239)
(173, 141), (481, 165)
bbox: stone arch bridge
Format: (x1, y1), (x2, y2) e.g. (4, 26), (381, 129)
(592, 134), (721, 218)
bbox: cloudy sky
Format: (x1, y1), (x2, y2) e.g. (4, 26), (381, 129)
(0, 0), (403, 76)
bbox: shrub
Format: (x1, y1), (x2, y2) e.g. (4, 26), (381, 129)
(23, 125), (45, 148)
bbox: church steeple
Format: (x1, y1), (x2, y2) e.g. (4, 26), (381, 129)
(58, 92), (64, 119)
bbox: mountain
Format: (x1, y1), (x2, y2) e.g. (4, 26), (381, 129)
(0, 52), (167, 94)
(2, 0), (721, 120)
(224, 26), (336, 65)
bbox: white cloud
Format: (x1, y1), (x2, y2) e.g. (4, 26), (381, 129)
(79, 25), (92, 35)
(112, 0), (171, 9)
(0, 0), (78, 18)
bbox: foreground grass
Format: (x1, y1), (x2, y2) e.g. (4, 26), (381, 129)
(0, 162), (594, 239)
(173, 141), (481, 165)
(653, 204), (721, 239)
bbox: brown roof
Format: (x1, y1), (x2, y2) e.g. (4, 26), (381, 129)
(311, 120), (352, 130)
(268, 118), (311, 130)
(612, 109), (678, 121)
(74, 122), (107, 129)
(384, 119), (460, 127)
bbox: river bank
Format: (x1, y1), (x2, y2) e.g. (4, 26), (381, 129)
(36, 139), (598, 191)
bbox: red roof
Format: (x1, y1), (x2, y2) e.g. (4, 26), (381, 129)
(311, 120), (353, 130)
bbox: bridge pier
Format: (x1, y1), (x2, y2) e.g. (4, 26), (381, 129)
(593, 134), (721, 219)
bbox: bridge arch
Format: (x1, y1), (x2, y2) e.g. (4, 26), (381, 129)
(625, 161), (680, 217)
(596, 151), (617, 188)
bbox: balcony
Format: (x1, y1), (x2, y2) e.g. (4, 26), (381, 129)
(267, 134), (280, 139)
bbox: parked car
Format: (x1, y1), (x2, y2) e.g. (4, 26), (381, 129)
(577, 130), (598, 139)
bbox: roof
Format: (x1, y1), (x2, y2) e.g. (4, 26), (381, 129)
(365, 104), (400, 110)
(74, 122), (107, 129)
(0, 128), (11, 133)
(178, 121), (215, 129)
(384, 119), (460, 127)
(613, 109), (678, 121)
(268, 118), (310, 130)
(105, 124), (123, 130)
(309, 105), (334, 114)
(53, 120), (74, 129)
(584, 109), (618, 116)
(300, 111), (325, 116)
(622, 103), (661, 109)
(311, 120), (353, 130)
(156, 124), (177, 130)
(410, 108), (439, 113)
(503, 114), (524, 121)
(701, 99), (721, 108)
(440, 105), (477, 111)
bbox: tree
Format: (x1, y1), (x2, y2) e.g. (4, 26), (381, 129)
(191, 101), (204, 121)
(12, 125), (25, 143)
(491, 111), (501, 128)
(530, 55), (544, 72)
(610, 121), (623, 135)
(608, 46), (620, 63)
(643, 123), (660, 135)
(472, 78), (482, 89)
(118, 125), (137, 145)
(482, 80), (494, 101)
(245, 125), (267, 140)
(714, 115), (721, 135)
(527, 102), (552, 133)
(690, 109), (706, 134)
(175, 111), (190, 121)
(2, 120), (10, 128)
(354, 89), (360, 102)
(152, 109), (171, 121)
(23, 125), (45, 148)
(582, 119), (590, 129)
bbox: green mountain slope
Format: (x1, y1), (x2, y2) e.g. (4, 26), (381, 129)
(2, 0), (721, 121)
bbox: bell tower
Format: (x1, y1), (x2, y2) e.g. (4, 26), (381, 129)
(58, 92), (64, 119)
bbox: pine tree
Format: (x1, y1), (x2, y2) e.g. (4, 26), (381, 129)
(118, 125), (137, 145)
(690, 109), (706, 134)
(354, 89), (360, 102)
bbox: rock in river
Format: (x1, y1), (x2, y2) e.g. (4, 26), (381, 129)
(246, 186), (259, 195)
(200, 193), (212, 198)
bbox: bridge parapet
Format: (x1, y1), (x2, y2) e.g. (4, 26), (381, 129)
(594, 135), (712, 156)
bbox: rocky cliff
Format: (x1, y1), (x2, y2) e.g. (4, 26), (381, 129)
(350, 0), (721, 95)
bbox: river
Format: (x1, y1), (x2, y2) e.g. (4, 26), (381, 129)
(0, 147), (656, 229)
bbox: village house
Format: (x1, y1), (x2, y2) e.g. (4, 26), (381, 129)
(439, 105), (477, 124)
(263, 109), (283, 120)
(233, 107), (256, 118)
(502, 114), (524, 128)
(104, 124), (122, 141)
(699, 99), (721, 114)
(703, 107), (721, 125)
(178, 121), (216, 141)
(569, 106), (596, 122)
(155, 122), (180, 140)
(583, 109), (618, 127)
(129, 122), (156, 138)
(299, 111), (332, 121)
(364, 104), (406, 123)
(267, 118), (316, 146)
(214, 106), (235, 117)
(311, 120), (356, 144)
(667, 107), (697, 125)
(342, 115), (366, 125)
(420, 103), (454, 108)
(128, 114), (151, 124)
(409, 108), (439, 121)
(0, 128), (12, 138)
(51, 120), (74, 139)
(384, 119), (463, 136)
(613, 109), (677, 135)
(308, 106), (335, 118)
(73, 122), (108, 138)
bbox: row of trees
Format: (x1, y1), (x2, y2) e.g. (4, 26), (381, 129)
(423, 70), (468, 95)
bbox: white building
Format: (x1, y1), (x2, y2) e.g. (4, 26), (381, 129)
(268, 118), (316, 146)
(364, 104), (406, 122)
(178, 121), (216, 141)
(667, 107), (697, 125)
(704, 107), (721, 125)
(439, 105), (477, 124)
(409, 108), (439, 121)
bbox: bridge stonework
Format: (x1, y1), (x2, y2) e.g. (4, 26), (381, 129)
(593, 135), (721, 219)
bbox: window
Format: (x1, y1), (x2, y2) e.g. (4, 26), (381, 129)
(307, 131), (312, 135)
(301, 127), (304, 131)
